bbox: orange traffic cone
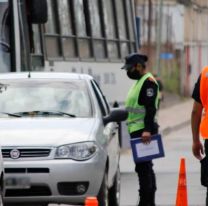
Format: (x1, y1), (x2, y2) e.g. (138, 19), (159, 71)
(85, 196), (98, 206)
(175, 158), (188, 206)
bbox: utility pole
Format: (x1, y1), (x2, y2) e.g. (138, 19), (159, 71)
(147, 0), (152, 57)
(155, 0), (163, 76)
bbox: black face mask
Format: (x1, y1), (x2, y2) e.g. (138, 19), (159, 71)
(127, 70), (142, 80)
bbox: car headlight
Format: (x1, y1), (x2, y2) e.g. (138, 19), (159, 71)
(55, 142), (97, 160)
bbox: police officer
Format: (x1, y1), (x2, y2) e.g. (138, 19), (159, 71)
(191, 66), (208, 205)
(121, 53), (159, 206)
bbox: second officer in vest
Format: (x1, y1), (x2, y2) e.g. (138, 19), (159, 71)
(121, 53), (159, 206)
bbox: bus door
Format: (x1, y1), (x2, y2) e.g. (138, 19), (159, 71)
(0, 0), (49, 73)
(0, 0), (11, 72)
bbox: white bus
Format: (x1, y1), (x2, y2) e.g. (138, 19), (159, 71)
(0, 0), (137, 103)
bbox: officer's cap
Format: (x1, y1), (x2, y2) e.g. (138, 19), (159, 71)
(121, 53), (148, 70)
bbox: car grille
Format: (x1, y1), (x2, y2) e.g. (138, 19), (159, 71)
(5, 185), (52, 197)
(2, 148), (51, 158)
(5, 168), (50, 174)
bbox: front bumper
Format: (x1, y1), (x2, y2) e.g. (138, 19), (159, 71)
(3, 151), (106, 204)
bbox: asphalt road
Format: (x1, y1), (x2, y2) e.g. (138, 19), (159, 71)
(120, 125), (206, 206)
(47, 125), (206, 206)
(155, 125), (206, 206)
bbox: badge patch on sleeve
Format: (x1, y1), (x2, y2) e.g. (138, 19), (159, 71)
(146, 88), (154, 97)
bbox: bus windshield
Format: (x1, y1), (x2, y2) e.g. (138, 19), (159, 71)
(0, 0), (11, 72)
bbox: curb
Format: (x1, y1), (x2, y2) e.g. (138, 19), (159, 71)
(161, 120), (191, 136)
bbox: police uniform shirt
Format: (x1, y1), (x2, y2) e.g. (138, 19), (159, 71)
(138, 78), (158, 133)
(192, 75), (202, 104)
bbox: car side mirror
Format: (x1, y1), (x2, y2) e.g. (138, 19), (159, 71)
(103, 108), (128, 125)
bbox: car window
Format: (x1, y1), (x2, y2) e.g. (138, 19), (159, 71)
(91, 80), (110, 116)
(0, 79), (92, 117)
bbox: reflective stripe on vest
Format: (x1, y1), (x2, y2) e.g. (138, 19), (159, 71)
(126, 107), (145, 114)
(125, 73), (158, 133)
(200, 66), (208, 138)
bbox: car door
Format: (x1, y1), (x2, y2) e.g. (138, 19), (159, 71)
(90, 80), (119, 186)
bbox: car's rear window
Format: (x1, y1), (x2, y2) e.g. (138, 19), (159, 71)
(0, 79), (92, 118)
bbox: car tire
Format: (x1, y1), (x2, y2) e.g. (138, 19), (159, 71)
(108, 166), (120, 206)
(97, 170), (109, 206)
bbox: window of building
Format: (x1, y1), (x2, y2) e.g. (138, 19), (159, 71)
(115, 0), (129, 58)
(57, 0), (71, 35)
(31, 25), (44, 69)
(45, 0), (61, 58)
(32, 25), (42, 54)
(45, 0), (58, 34)
(125, 0), (136, 52)
(126, 1), (135, 41)
(88, 0), (105, 59)
(116, 0), (127, 40)
(57, 0), (76, 58)
(88, 1), (101, 37)
(103, 0), (119, 59)
(73, 0), (91, 58)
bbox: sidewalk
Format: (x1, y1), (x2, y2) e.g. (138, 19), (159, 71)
(120, 93), (193, 173)
(158, 95), (192, 135)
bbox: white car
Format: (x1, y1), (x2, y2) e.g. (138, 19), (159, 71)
(0, 72), (127, 206)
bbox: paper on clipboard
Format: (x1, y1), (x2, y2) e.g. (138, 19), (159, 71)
(130, 134), (165, 163)
(135, 139), (160, 158)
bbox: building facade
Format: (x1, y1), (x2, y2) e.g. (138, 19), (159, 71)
(135, 0), (208, 96)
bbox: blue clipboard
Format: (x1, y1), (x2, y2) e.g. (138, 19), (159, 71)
(130, 134), (165, 163)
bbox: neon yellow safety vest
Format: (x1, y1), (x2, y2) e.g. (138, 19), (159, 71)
(125, 73), (159, 133)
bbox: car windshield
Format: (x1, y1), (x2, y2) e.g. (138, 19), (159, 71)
(0, 79), (92, 118)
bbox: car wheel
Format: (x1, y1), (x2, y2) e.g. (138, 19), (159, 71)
(97, 170), (109, 206)
(108, 166), (121, 206)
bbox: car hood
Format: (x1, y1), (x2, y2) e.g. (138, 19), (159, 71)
(0, 118), (98, 147)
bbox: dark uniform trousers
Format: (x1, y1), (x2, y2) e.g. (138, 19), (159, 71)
(130, 125), (158, 206)
(135, 161), (156, 206)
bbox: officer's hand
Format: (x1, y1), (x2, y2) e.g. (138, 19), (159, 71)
(141, 131), (151, 144)
(192, 141), (204, 160)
